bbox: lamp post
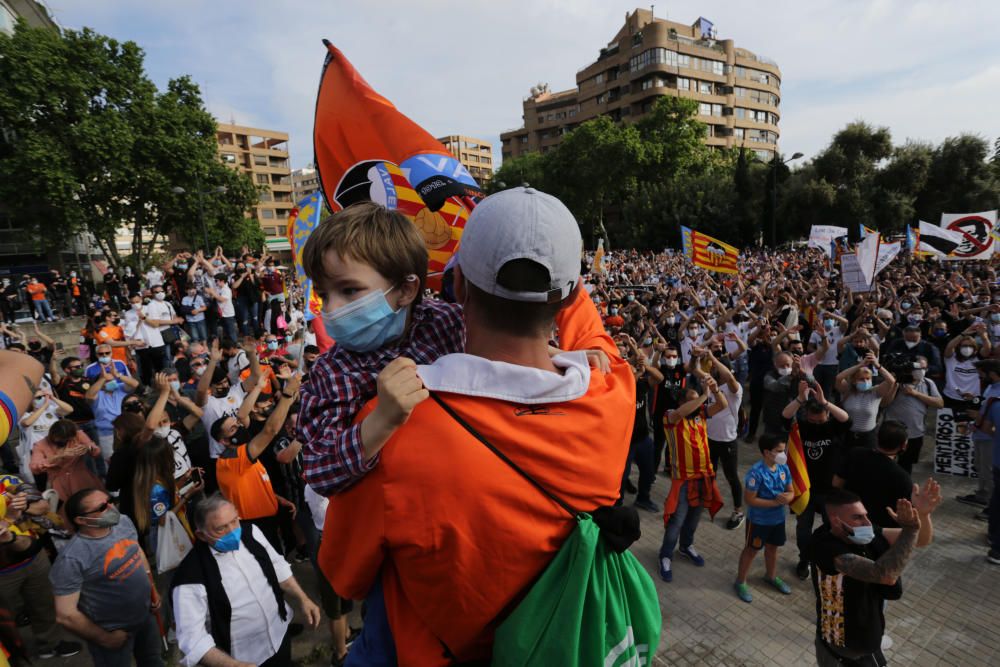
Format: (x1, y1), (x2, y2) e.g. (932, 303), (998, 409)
(770, 151), (804, 248)
(172, 176), (228, 252)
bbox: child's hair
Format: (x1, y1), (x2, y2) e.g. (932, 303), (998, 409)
(757, 432), (785, 454)
(302, 202), (428, 306)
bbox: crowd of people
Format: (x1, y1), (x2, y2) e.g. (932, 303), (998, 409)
(0, 186), (995, 666)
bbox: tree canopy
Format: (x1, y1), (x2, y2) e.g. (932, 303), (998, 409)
(0, 20), (262, 268)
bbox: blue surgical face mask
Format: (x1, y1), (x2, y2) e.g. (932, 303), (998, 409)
(855, 380), (872, 392)
(267, 341), (278, 351)
(98, 356), (112, 365)
(321, 285), (408, 353)
(212, 525), (242, 553)
(846, 523), (875, 545)
(169, 380), (181, 392)
(823, 319), (834, 329)
(104, 379), (120, 392)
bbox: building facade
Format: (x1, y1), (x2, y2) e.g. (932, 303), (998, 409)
(291, 164), (321, 203)
(436, 135), (494, 185)
(216, 123), (294, 255)
(501, 10), (781, 163)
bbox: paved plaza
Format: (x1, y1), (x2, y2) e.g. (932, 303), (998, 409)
(30, 441), (1000, 666)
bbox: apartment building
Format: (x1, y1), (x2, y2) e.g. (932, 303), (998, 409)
(216, 123), (294, 256)
(291, 164), (321, 203)
(436, 135), (494, 185)
(501, 10), (781, 163)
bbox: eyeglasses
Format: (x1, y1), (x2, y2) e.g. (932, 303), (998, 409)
(82, 500), (111, 515)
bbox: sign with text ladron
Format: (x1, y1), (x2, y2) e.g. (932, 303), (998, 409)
(933, 408), (978, 478)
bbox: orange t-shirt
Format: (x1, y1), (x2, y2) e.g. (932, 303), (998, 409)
(26, 283), (46, 301)
(321, 290), (635, 665)
(215, 445), (278, 520)
(97, 325), (128, 363)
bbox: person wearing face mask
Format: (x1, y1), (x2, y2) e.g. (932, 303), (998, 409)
(650, 344), (685, 474)
(231, 261), (261, 338)
(56, 356), (99, 448)
(835, 353), (897, 450)
(733, 434), (794, 603)
(761, 352), (797, 437)
(678, 313), (713, 365)
(884, 325), (943, 381)
(810, 484), (940, 666)
(50, 488), (164, 666)
(196, 338), (263, 462)
(211, 372), (302, 552)
(171, 494), (321, 667)
(146, 371), (205, 484)
(95, 309), (136, 367)
(180, 284), (208, 343)
(885, 356), (943, 475)
(84, 344), (140, 471)
(205, 273), (239, 343)
(103, 266), (123, 311)
(958, 359), (1000, 519)
(29, 419), (104, 506)
(1, 277), (20, 324)
(942, 327), (990, 420)
(18, 389), (74, 485)
(832, 421), (915, 530)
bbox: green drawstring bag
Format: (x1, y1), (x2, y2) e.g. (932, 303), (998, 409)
(432, 395), (663, 667)
(492, 514), (661, 667)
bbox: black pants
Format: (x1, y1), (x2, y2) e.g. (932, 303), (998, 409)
(652, 413), (667, 473)
(897, 435), (924, 474)
(621, 435), (655, 502)
(746, 380), (765, 440)
(135, 345), (165, 386)
(0, 299), (15, 323)
(709, 438), (742, 509)
(259, 629), (292, 667)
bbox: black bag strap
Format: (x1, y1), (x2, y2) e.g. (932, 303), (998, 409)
(430, 393), (580, 519)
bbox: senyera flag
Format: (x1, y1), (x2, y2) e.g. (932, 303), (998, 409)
(691, 229), (739, 274)
(286, 192), (333, 350)
(312, 41), (483, 291)
(787, 423), (811, 516)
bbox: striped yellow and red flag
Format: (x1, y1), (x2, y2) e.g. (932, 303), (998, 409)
(787, 422), (811, 515)
(691, 230), (739, 274)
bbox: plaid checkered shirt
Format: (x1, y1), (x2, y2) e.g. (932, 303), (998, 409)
(299, 299), (466, 496)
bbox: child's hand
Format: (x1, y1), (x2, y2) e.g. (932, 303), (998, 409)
(585, 349), (611, 373)
(374, 358), (428, 429)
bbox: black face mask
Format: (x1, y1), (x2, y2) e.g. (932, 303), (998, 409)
(122, 402), (143, 414)
(212, 385), (230, 398)
(228, 426), (251, 446)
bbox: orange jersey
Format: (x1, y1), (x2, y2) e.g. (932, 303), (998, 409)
(664, 409), (714, 480)
(25, 283), (46, 301)
(97, 325), (127, 363)
(216, 445), (278, 520)
(320, 289), (634, 666)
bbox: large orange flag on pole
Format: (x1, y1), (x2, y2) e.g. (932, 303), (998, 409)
(787, 422), (811, 515)
(312, 41), (483, 289)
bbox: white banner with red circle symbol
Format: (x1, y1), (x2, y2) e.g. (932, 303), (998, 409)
(939, 210), (998, 260)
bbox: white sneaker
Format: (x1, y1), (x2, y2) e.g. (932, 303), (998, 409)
(881, 634), (893, 651)
(659, 557), (673, 582)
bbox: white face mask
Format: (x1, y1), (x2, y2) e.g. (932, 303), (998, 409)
(154, 292), (166, 301)
(194, 366), (207, 377)
(777, 367), (792, 377)
(663, 358), (678, 368)
(960, 346), (975, 357)
(773, 451), (788, 466)
(904, 340), (918, 349)
(912, 369), (926, 382)
(33, 397), (46, 408)
(132, 303), (142, 311)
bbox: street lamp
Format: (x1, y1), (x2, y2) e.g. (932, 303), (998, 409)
(172, 180), (228, 252)
(770, 151), (804, 248)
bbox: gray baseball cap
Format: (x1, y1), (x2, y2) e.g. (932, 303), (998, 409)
(457, 187), (581, 304)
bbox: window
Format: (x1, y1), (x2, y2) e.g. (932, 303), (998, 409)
(629, 47), (678, 72)
(699, 81), (712, 94)
(678, 54), (690, 67)
(260, 192), (273, 202)
(711, 104), (723, 117)
(260, 209), (275, 219)
(595, 72), (605, 84)
(568, 108), (577, 117)
(712, 60), (724, 76)
(734, 107), (746, 119)
(221, 152), (236, 164)
(520, 135), (528, 143)
(698, 103), (712, 116)
(253, 154), (268, 166)
(256, 174), (269, 185)
(755, 149), (772, 161)
(734, 128), (745, 139)
(676, 77), (690, 91)
(596, 93), (607, 104)
(735, 86), (747, 98)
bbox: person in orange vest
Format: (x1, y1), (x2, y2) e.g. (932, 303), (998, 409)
(318, 187), (635, 665)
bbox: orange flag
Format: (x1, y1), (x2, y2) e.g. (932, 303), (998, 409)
(787, 422), (811, 515)
(313, 41), (483, 287)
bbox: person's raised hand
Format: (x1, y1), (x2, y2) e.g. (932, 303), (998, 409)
(374, 357), (428, 429)
(241, 336), (258, 356)
(797, 380), (810, 402)
(282, 371), (302, 396)
(886, 498), (921, 530)
(154, 372), (170, 394)
(209, 338), (222, 363)
(911, 478), (943, 516)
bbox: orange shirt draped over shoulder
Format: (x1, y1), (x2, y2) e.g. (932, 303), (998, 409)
(320, 287), (635, 666)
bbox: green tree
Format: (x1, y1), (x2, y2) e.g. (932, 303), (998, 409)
(0, 21), (260, 268)
(915, 134), (998, 221)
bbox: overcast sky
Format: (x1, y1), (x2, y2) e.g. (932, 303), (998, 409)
(52, 0), (1000, 173)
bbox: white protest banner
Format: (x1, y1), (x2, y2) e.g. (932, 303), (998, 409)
(840, 253), (871, 292)
(939, 210), (998, 261)
(808, 225), (848, 256)
(933, 408), (978, 477)
(874, 240), (901, 276)
(856, 233), (880, 287)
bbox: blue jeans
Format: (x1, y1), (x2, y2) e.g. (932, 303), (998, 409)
(186, 319), (207, 342)
(345, 578), (397, 667)
(86, 613), (164, 667)
(235, 299), (260, 337)
(659, 480), (702, 558)
(34, 299), (54, 320)
(221, 316), (238, 342)
(989, 466), (1000, 552)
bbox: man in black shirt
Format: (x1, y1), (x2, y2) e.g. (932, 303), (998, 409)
(651, 344), (685, 475)
(781, 381), (852, 579)
(1, 277), (18, 324)
(833, 420), (914, 528)
(810, 485), (940, 666)
(619, 336), (663, 512)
